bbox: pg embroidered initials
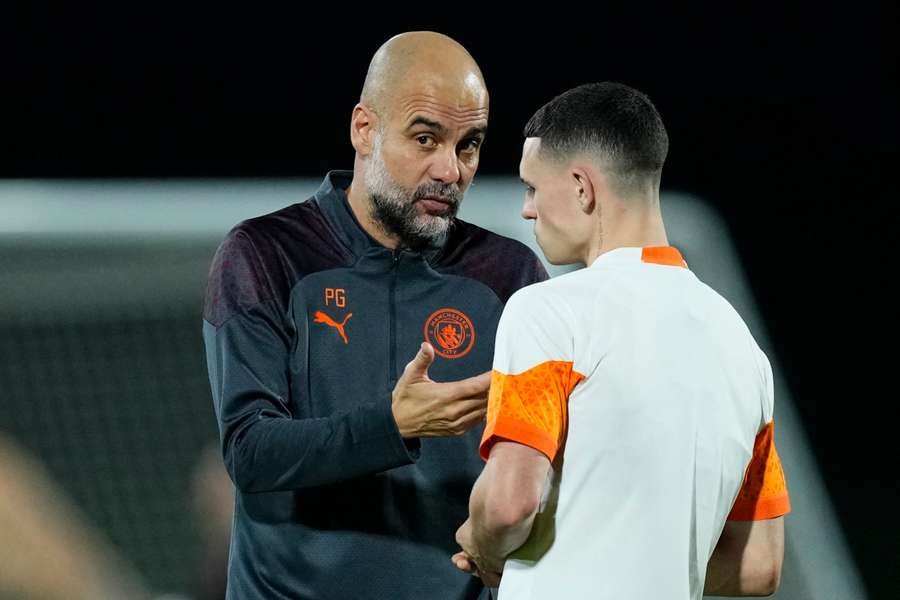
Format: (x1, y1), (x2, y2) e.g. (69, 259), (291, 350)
(324, 288), (346, 307)
(317, 288), (351, 344)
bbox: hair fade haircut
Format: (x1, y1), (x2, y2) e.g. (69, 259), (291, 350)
(524, 82), (669, 198)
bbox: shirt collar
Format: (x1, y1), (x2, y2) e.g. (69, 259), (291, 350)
(589, 246), (688, 269)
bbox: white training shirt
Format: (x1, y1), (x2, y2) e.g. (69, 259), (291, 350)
(480, 246), (790, 600)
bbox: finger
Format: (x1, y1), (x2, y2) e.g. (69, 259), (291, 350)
(461, 370), (492, 394)
(450, 398), (487, 420)
(451, 408), (487, 434)
(441, 371), (492, 400)
(402, 342), (435, 380)
(451, 554), (479, 575)
(450, 552), (475, 572)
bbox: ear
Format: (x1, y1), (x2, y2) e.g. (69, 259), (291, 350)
(350, 103), (379, 156)
(572, 167), (596, 215)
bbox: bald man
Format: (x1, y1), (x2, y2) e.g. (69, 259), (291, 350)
(203, 32), (547, 599)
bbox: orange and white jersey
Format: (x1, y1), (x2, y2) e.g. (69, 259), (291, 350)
(480, 246), (790, 600)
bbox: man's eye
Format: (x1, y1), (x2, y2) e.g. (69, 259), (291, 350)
(416, 135), (435, 146)
(461, 139), (481, 152)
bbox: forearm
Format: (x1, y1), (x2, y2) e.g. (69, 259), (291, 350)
(704, 519), (783, 597)
(468, 470), (537, 570)
(704, 548), (776, 597)
(206, 316), (418, 493)
(224, 400), (416, 492)
(471, 514), (535, 569)
(704, 545), (744, 596)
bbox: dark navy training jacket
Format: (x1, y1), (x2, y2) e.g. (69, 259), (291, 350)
(203, 171), (547, 599)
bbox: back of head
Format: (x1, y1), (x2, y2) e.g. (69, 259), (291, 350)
(524, 82), (668, 199)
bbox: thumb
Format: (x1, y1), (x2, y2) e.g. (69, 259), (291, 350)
(403, 342), (435, 379)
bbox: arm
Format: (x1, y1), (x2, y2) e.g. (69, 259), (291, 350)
(205, 292), (419, 493)
(205, 307), (489, 493)
(456, 441), (550, 575)
(704, 517), (784, 597)
(706, 414), (790, 596)
(453, 287), (580, 578)
(204, 230), (488, 494)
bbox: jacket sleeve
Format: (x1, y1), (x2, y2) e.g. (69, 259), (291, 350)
(202, 227), (416, 493)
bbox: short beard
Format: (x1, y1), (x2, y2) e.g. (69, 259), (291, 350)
(364, 134), (463, 251)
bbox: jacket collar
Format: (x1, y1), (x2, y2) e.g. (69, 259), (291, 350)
(313, 170), (446, 263)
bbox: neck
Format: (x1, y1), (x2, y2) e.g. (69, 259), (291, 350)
(346, 171), (401, 249)
(583, 200), (669, 266)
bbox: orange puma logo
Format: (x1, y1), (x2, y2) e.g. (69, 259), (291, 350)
(313, 310), (352, 344)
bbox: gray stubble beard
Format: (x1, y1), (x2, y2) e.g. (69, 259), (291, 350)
(364, 133), (464, 250)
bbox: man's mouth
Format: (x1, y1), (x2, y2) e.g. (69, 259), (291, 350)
(418, 196), (454, 214)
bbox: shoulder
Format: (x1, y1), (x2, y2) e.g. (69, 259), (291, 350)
(503, 274), (575, 321)
(438, 219), (549, 304)
(452, 219), (538, 255)
(232, 200), (331, 251)
(209, 200), (324, 284)
(203, 200), (346, 326)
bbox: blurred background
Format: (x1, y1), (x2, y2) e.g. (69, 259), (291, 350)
(1, 3), (896, 599)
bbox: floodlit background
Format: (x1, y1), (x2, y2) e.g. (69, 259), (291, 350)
(2, 4), (895, 599)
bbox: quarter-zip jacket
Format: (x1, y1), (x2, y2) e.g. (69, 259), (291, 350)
(203, 171), (548, 599)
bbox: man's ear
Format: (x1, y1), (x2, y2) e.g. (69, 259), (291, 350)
(572, 167), (596, 215)
(350, 103), (379, 156)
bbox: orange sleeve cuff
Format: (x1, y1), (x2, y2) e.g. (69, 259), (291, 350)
(727, 421), (791, 521)
(480, 417), (560, 462)
(728, 491), (791, 521)
(479, 363), (584, 463)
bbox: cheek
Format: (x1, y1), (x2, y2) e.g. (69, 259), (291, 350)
(456, 154), (479, 187)
(462, 151), (479, 171)
(382, 145), (422, 184)
(533, 198), (577, 251)
(534, 199), (561, 229)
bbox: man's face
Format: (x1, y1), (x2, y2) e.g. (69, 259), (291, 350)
(519, 137), (590, 265)
(364, 76), (488, 249)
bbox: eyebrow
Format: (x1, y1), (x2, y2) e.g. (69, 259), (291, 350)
(406, 116), (487, 140)
(406, 116), (448, 135)
(462, 125), (487, 140)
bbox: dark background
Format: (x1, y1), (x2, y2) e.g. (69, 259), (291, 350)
(4, 2), (897, 597)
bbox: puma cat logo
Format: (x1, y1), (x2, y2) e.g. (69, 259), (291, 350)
(313, 310), (353, 344)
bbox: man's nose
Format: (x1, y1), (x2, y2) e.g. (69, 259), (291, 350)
(428, 147), (461, 185)
(521, 197), (537, 220)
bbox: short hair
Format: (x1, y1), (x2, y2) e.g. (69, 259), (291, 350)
(524, 82), (669, 197)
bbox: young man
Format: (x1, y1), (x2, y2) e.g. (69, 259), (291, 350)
(453, 82), (790, 599)
(202, 32), (547, 599)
